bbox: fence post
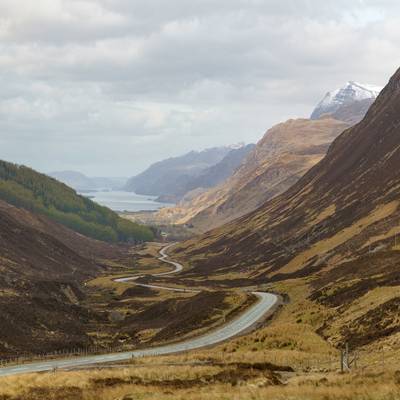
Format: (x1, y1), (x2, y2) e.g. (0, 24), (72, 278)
(340, 349), (344, 373)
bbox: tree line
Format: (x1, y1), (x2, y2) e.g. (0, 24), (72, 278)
(0, 160), (154, 243)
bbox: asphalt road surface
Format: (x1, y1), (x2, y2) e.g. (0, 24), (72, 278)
(0, 245), (278, 377)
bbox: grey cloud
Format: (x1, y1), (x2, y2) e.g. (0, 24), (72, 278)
(0, 0), (399, 175)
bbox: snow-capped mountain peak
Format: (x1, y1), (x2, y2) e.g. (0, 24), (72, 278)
(311, 81), (382, 120)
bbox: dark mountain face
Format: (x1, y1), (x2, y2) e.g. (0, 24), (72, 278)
(0, 200), (126, 356)
(124, 146), (241, 202)
(174, 67), (400, 282)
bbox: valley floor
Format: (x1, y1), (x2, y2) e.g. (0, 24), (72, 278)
(1, 244), (400, 399)
(79, 242), (255, 353)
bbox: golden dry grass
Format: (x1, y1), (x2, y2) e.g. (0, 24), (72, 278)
(2, 240), (400, 399)
(305, 204), (337, 230)
(1, 274), (400, 400)
(276, 201), (399, 275)
(323, 286), (400, 344)
(208, 279), (337, 370)
(1, 361), (400, 400)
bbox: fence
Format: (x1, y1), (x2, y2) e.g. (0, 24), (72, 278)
(0, 342), (393, 374)
(0, 345), (131, 368)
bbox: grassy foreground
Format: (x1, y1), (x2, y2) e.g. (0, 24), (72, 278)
(1, 274), (400, 399)
(1, 356), (400, 400)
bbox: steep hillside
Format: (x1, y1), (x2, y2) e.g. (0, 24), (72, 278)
(0, 160), (153, 243)
(0, 199), (121, 355)
(174, 67), (400, 282)
(173, 67), (400, 348)
(159, 118), (349, 231)
(124, 147), (233, 202)
(158, 83), (378, 232)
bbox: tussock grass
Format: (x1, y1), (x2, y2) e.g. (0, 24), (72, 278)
(1, 276), (400, 400)
(1, 364), (400, 400)
(3, 244), (400, 399)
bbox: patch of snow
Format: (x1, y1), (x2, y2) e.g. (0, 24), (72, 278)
(311, 81), (382, 120)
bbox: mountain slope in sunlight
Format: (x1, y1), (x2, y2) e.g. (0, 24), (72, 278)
(174, 67), (400, 281)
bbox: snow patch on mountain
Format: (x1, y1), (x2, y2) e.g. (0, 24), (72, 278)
(228, 142), (246, 150)
(311, 81), (382, 120)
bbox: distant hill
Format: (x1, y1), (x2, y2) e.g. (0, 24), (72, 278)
(158, 118), (349, 230)
(124, 146), (245, 202)
(179, 144), (256, 194)
(50, 171), (126, 191)
(0, 160), (153, 243)
(158, 82), (378, 232)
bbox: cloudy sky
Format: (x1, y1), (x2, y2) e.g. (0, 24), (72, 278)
(1, 0), (399, 176)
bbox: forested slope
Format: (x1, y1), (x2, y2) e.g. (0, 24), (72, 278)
(0, 160), (153, 243)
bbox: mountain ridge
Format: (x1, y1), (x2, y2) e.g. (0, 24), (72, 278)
(173, 67), (400, 279)
(158, 117), (352, 231)
(169, 67), (400, 349)
(156, 81), (379, 232)
(125, 145), (253, 203)
(311, 81), (381, 120)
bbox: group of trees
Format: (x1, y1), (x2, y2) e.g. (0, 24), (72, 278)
(0, 161), (154, 243)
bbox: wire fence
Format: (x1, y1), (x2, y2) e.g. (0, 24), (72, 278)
(0, 342), (394, 374)
(0, 345), (132, 368)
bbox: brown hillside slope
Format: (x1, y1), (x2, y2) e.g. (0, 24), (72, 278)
(0, 200), (124, 262)
(173, 67), (400, 281)
(159, 117), (349, 231)
(0, 200), (126, 356)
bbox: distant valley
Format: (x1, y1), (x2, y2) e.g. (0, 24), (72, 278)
(0, 160), (153, 243)
(2, 70), (400, 400)
(149, 81), (381, 232)
(49, 170), (127, 192)
(3, 3), (400, 399)
(124, 144), (254, 203)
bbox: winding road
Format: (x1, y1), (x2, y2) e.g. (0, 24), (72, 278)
(0, 244), (278, 377)
(114, 243), (199, 293)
